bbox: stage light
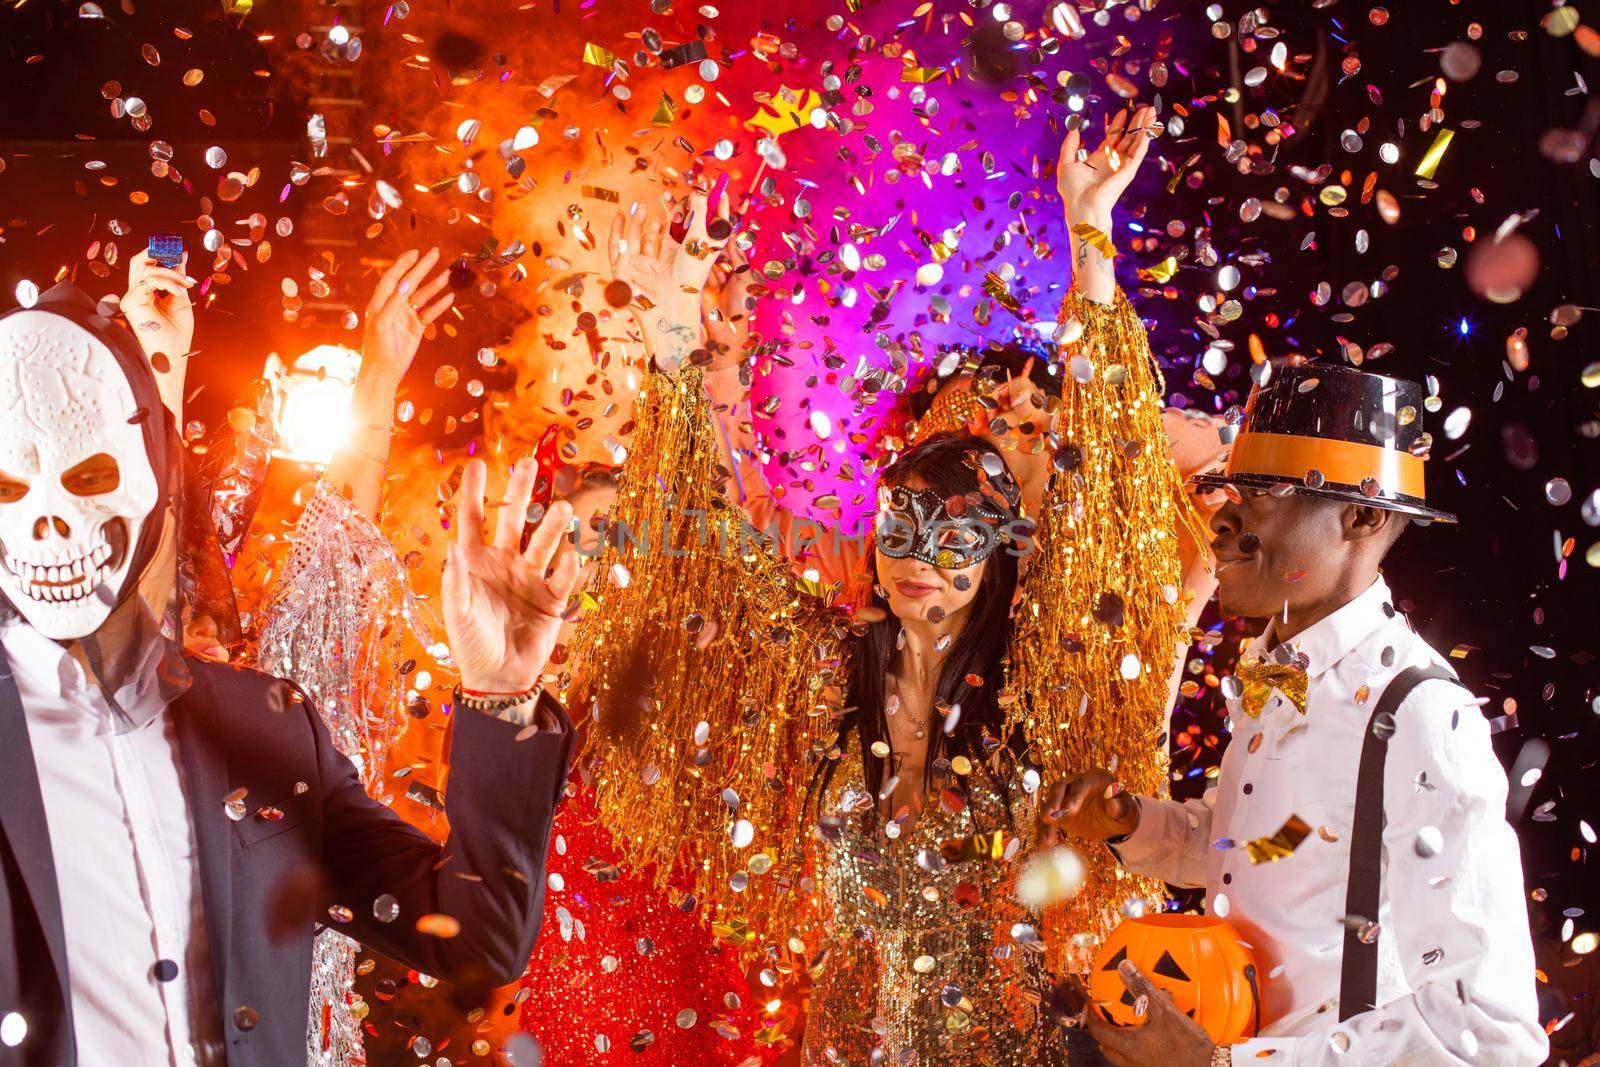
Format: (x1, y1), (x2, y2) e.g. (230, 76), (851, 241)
(1457, 317), (1471, 336)
(264, 343), (362, 465)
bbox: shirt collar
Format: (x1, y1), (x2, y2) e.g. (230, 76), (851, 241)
(1252, 575), (1395, 681)
(1, 617), (170, 729)
(2, 619), (78, 697)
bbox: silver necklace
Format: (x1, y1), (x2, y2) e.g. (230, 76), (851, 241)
(886, 672), (929, 741)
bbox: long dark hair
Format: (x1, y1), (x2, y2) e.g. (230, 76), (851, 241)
(814, 432), (1026, 821)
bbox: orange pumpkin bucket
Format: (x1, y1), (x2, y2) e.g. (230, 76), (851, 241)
(1088, 913), (1263, 1044)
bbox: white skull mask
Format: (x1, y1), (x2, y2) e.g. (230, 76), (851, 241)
(0, 309), (160, 640)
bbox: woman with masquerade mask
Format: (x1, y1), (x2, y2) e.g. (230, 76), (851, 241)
(557, 103), (1212, 1065)
(249, 248), (461, 1067)
(799, 431), (1062, 1063)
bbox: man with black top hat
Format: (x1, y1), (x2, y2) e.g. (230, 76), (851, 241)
(1043, 361), (1547, 1067)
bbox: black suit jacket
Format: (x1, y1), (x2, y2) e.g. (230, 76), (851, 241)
(0, 652), (573, 1067)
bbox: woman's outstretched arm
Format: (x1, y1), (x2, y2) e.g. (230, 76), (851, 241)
(323, 247), (455, 519)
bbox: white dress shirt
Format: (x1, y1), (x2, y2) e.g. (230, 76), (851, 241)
(1115, 576), (1548, 1066)
(6, 619), (224, 1067)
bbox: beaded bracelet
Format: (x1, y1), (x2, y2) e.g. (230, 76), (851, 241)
(453, 685), (541, 715)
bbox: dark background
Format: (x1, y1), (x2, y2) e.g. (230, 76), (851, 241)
(1146, 3), (1600, 1055)
(0, 0), (302, 417)
(2, 0), (1598, 1061)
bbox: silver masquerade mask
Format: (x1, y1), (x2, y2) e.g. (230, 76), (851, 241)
(874, 483), (1022, 569)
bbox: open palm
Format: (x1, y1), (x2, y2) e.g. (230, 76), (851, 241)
(1057, 104), (1157, 224)
(443, 458), (580, 693)
(608, 189), (731, 373)
(608, 207), (674, 315)
(363, 247), (455, 387)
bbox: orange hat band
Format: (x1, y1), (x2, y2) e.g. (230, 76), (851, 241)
(1225, 430), (1427, 500)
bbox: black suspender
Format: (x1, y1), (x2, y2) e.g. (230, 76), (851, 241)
(1337, 663), (1461, 1021)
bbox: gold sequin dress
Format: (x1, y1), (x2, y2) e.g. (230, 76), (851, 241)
(803, 744), (1065, 1066)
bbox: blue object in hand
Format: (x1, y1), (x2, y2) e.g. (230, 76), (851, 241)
(148, 233), (184, 269)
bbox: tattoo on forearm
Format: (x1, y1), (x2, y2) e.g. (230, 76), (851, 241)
(655, 316), (699, 361)
(1074, 236), (1114, 279)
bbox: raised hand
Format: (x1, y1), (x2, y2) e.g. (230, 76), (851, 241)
(443, 458), (581, 694)
(362, 247), (455, 391)
(608, 205), (672, 319)
(324, 249), (456, 519)
(1039, 767), (1141, 847)
(982, 356), (1056, 513)
(988, 357), (1049, 430)
(608, 184), (730, 374)
(1058, 104), (1158, 304)
(1058, 104), (1158, 227)
(120, 248), (197, 418)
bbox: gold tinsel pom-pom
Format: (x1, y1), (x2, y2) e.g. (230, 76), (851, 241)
(564, 366), (839, 958)
(1008, 288), (1211, 973)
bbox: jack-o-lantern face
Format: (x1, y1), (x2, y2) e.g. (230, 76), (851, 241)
(1088, 913), (1262, 1045)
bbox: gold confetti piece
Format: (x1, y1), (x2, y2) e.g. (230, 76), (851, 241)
(938, 829), (1008, 863)
(710, 918), (751, 945)
(650, 91), (677, 128)
(754, 1020), (789, 1045)
(1245, 814), (1313, 864)
(581, 42), (617, 68)
(534, 73), (576, 98)
(744, 87), (826, 136)
(796, 574), (832, 600)
(981, 271), (1022, 314)
(1414, 128), (1455, 180)
(901, 65), (946, 83)
(1070, 222), (1119, 259)
(1137, 255), (1178, 283)
(581, 185), (620, 203)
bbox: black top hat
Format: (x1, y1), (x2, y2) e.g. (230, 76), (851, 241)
(1189, 360), (1456, 524)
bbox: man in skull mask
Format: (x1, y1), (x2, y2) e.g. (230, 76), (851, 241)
(0, 283), (581, 1066)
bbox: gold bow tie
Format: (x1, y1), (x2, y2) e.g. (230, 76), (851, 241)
(1235, 657), (1309, 718)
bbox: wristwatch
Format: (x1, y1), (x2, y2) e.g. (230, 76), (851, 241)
(1211, 1044), (1233, 1067)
